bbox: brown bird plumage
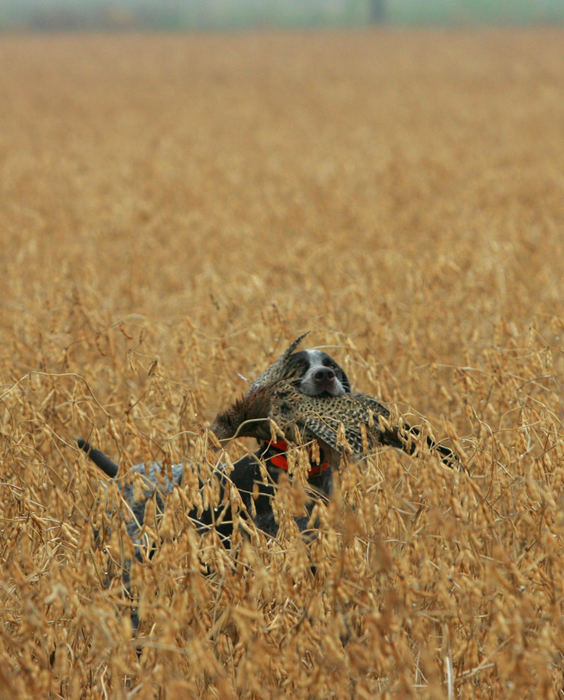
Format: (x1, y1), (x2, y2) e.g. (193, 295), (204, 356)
(268, 381), (390, 454)
(211, 334), (459, 468)
(249, 332), (311, 391)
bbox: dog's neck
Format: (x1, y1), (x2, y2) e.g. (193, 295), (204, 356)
(260, 439), (331, 477)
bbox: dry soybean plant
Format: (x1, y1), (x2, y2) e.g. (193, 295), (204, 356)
(1, 29), (563, 698)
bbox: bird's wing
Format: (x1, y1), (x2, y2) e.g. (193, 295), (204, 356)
(270, 384), (392, 455)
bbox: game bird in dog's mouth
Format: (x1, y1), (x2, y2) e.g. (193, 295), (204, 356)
(211, 332), (458, 467)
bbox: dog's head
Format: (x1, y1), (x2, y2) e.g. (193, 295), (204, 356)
(250, 333), (350, 397)
(282, 348), (350, 397)
(211, 334), (351, 442)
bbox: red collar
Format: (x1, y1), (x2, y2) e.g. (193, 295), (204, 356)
(265, 439), (330, 477)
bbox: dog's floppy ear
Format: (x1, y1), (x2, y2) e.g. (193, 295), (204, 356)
(249, 332), (310, 392)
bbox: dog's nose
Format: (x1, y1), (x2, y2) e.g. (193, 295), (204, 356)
(314, 367), (335, 384)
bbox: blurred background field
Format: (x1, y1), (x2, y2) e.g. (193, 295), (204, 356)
(0, 26), (563, 698)
(1, 0), (564, 32)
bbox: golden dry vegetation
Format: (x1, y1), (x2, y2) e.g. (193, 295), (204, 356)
(0, 29), (563, 698)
